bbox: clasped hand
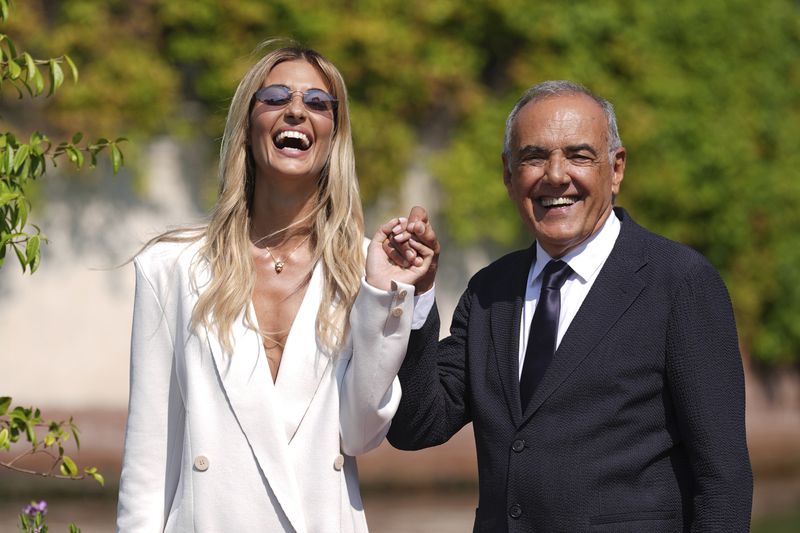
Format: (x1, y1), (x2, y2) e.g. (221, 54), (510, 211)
(365, 206), (440, 294)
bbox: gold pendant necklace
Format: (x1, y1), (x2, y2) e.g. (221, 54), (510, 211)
(263, 234), (310, 273)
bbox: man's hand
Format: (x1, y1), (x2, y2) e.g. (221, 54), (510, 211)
(366, 206), (439, 294)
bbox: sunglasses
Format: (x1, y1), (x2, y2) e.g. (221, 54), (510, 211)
(253, 84), (338, 114)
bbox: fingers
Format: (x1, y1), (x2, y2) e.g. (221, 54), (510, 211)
(373, 207), (438, 270)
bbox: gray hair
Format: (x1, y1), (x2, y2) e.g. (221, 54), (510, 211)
(502, 80), (622, 161)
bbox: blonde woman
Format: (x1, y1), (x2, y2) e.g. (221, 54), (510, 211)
(116, 45), (436, 532)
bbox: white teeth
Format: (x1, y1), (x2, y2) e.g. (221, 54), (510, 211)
(540, 197), (576, 207)
(275, 130), (310, 149)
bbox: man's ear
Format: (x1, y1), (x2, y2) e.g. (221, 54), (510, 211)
(611, 147), (626, 194)
(502, 152), (513, 193)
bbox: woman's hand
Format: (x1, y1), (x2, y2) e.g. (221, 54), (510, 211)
(365, 206), (440, 293)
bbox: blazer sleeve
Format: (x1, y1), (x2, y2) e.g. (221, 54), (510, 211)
(117, 257), (184, 532)
(339, 278), (415, 456)
(665, 259), (753, 531)
(387, 282), (473, 451)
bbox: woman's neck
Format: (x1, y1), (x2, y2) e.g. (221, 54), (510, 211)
(249, 178), (317, 244)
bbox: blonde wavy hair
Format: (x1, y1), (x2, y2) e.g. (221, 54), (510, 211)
(151, 43), (364, 354)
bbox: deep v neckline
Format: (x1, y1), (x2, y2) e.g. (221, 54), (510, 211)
(256, 261), (332, 441)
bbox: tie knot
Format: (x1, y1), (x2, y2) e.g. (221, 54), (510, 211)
(541, 260), (573, 290)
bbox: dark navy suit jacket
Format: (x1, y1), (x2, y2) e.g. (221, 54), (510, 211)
(388, 208), (752, 532)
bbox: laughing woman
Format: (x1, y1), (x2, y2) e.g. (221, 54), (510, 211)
(116, 45), (435, 532)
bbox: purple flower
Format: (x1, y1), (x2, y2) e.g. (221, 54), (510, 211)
(23, 500), (47, 517)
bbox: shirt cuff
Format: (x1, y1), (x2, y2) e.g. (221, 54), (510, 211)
(412, 284), (435, 330)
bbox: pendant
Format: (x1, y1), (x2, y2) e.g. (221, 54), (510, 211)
(274, 261), (284, 273)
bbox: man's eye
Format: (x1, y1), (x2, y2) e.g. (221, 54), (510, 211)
(570, 155), (594, 164)
(522, 155), (548, 165)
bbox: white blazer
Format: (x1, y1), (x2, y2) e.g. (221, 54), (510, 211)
(116, 240), (415, 532)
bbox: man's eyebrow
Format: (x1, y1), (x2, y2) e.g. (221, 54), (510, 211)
(517, 145), (550, 157)
(563, 143), (599, 156)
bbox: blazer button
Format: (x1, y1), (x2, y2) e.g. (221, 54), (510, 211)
(511, 439), (526, 453)
(508, 504), (523, 519)
(333, 454), (345, 471)
(398, 288), (408, 299)
(194, 455), (209, 472)
(391, 306), (404, 317)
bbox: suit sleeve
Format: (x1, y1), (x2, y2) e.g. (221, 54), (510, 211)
(665, 260), (753, 531)
(387, 282), (474, 450)
(339, 279), (415, 456)
(117, 258), (184, 532)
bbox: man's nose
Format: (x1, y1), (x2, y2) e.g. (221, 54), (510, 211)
(543, 153), (569, 185)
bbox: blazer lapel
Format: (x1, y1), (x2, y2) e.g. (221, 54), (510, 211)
(490, 245), (536, 427)
(521, 211), (647, 424)
(205, 304), (307, 533)
(275, 262), (331, 443)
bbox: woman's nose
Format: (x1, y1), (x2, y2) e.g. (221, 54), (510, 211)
(284, 92), (306, 119)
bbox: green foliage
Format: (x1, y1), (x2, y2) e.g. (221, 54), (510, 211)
(3, 0), (799, 364)
(434, 0), (800, 365)
(0, 4), (126, 273)
(0, 397), (103, 486)
(0, 2), (105, 507)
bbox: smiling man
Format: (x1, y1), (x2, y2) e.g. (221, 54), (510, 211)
(388, 81), (752, 532)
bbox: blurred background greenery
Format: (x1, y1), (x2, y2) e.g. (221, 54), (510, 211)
(4, 0), (798, 367)
(2, 0), (799, 529)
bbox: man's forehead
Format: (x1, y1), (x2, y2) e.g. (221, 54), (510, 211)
(512, 94), (606, 145)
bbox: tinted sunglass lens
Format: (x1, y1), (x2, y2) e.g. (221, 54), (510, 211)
(303, 89), (335, 111)
(258, 86), (291, 106)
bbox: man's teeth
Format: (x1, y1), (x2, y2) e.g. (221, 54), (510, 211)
(540, 197), (576, 207)
(275, 130), (310, 149)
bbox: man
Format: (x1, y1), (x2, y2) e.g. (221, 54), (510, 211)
(387, 81), (752, 532)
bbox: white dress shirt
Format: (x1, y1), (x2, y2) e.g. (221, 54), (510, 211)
(518, 211), (621, 378)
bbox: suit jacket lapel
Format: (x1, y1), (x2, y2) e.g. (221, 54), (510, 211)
(490, 245), (535, 427)
(275, 261), (331, 443)
(205, 294), (307, 532)
(521, 210), (647, 425)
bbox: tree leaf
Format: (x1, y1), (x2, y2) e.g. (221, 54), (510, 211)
(2, 33), (16, 58)
(32, 67), (44, 95)
(49, 59), (64, 96)
(7, 58), (21, 79)
(12, 143), (29, 172)
(64, 54), (78, 83)
(23, 52), (35, 81)
(70, 424), (81, 449)
(12, 242), (26, 272)
(0, 396), (10, 415)
(71, 132), (83, 144)
(18, 197), (28, 230)
(111, 143), (123, 173)
(0, 427), (9, 449)
(25, 234), (40, 265)
(61, 455), (78, 476)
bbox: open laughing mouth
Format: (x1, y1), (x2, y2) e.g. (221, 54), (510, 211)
(538, 196), (577, 209)
(273, 130), (312, 152)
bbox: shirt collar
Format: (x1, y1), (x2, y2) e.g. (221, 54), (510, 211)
(531, 209), (621, 284)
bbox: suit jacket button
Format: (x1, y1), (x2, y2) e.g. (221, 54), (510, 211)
(193, 455), (209, 472)
(333, 454), (345, 471)
(508, 504), (522, 519)
(398, 288), (408, 299)
(512, 439), (526, 452)
(391, 306), (404, 317)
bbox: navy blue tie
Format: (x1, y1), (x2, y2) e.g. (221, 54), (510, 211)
(520, 260), (573, 410)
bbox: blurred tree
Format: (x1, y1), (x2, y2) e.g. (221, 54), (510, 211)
(3, 0), (798, 365)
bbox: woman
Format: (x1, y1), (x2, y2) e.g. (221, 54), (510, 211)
(116, 44), (435, 532)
